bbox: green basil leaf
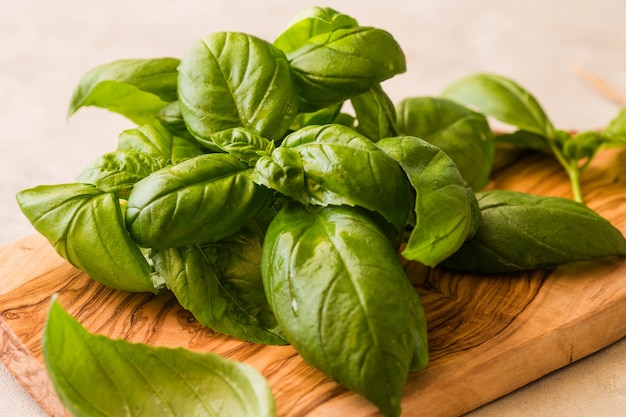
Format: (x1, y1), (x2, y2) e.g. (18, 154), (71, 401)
(495, 130), (552, 154)
(152, 222), (286, 345)
(264, 124), (411, 233)
(287, 26), (406, 110)
(43, 298), (276, 417)
(396, 96), (495, 190)
(288, 103), (343, 131)
(603, 106), (626, 142)
(68, 58), (180, 124)
(16, 184), (155, 292)
(126, 154), (271, 249)
(76, 150), (168, 199)
(117, 124), (206, 163)
(254, 147), (308, 202)
(441, 190), (626, 273)
(178, 32), (298, 146)
(155, 100), (196, 140)
(378, 136), (480, 266)
(262, 203), (427, 417)
(441, 73), (555, 138)
(273, 6), (358, 53)
(351, 84), (398, 141)
(211, 128), (274, 166)
(562, 131), (608, 161)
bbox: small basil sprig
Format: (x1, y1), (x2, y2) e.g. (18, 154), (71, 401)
(442, 73), (626, 202)
(441, 190), (626, 273)
(44, 298), (277, 417)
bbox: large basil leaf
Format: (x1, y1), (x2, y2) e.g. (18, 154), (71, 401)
(255, 124), (411, 233)
(177, 32), (298, 146)
(43, 298), (276, 417)
(76, 150), (167, 199)
(351, 84), (398, 141)
(378, 136), (480, 267)
(395, 96), (495, 190)
(262, 203), (427, 417)
(117, 123), (205, 163)
(287, 26), (406, 110)
(152, 222), (286, 345)
(441, 73), (555, 138)
(68, 58), (180, 125)
(126, 153), (271, 249)
(441, 190), (626, 273)
(273, 6), (358, 53)
(16, 184), (155, 293)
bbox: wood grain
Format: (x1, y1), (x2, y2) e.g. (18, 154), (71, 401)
(1, 148), (626, 417)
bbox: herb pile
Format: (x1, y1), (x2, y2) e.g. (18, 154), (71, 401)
(16, 6), (626, 417)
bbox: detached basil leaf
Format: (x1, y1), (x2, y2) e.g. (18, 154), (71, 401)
(126, 154), (271, 249)
(351, 84), (398, 141)
(43, 298), (276, 417)
(117, 123), (205, 163)
(378, 136), (480, 266)
(178, 32), (298, 146)
(441, 73), (555, 138)
(262, 203), (427, 417)
(153, 222), (286, 345)
(76, 150), (167, 199)
(273, 6), (358, 53)
(16, 184), (155, 292)
(396, 96), (495, 190)
(441, 190), (626, 273)
(68, 58), (180, 124)
(260, 124), (411, 233)
(287, 26), (406, 110)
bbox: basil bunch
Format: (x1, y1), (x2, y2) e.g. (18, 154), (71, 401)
(15, 6), (626, 417)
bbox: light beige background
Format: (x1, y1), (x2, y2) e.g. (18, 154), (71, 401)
(1, 0), (625, 416)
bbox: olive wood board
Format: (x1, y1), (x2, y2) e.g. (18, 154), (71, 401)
(2, 148), (626, 417)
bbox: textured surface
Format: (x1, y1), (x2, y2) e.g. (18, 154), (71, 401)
(2, 0), (626, 416)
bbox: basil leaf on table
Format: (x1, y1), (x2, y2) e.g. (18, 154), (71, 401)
(43, 298), (276, 417)
(261, 203), (428, 417)
(286, 26), (406, 110)
(255, 124), (411, 233)
(117, 123), (205, 164)
(76, 150), (167, 199)
(126, 153), (271, 249)
(16, 184), (156, 293)
(441, 73), (555, 138)
(395, 96), (495, 190)
(441, 190), (626, 273)
(177, 32), (298, 148)
(378, 136), (480, 266)
(152, 221), (286, 345)
(273, 6), (358, 54)
(68, 58), (180, 125)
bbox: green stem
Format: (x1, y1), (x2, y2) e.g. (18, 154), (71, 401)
(545, 138), (584, 203)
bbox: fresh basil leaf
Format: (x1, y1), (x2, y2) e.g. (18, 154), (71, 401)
(126, 153), (271, 249)
(442, 73), (555, 138)
(178, 32), (298, 146)
(43, 298), (276, 417)
(441, 190), (626, 273)
(273, 6), (358, 53)
(603, 106), (626, 142)
(395, 97), (495, 190)
(378, 136), (480, 266)
(258, 124), (411, 233)
(495, 130), (552, 154)
(68, 58), (180, 124)
(76, 150), (168, 199)
(16, 184), (155, 292)
(351, 84), (398, 141)
(117, 124), (205, 163)
(287, 26), (406, 110)
(288, 103), (343, 131)
(562, 131), (608, 161)
(262, 203), (427, 417)
(155, 100), (196, 140)
(211, 128), (274, 166)
(152, 222), (286, 345)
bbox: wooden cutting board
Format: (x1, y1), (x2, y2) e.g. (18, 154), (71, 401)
(2, 147), (626, 417)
